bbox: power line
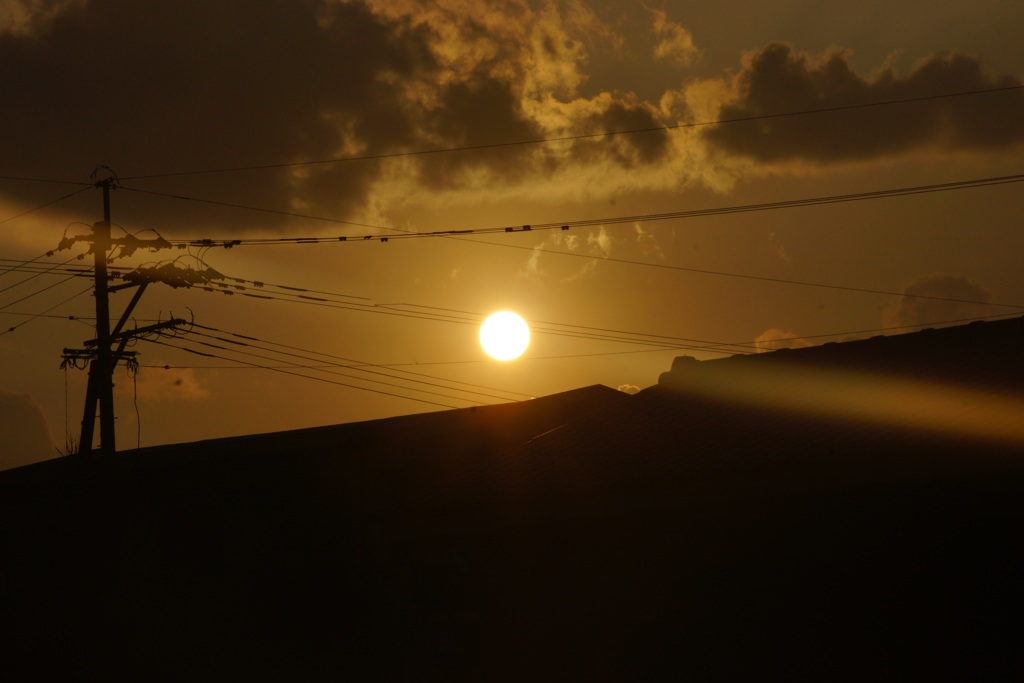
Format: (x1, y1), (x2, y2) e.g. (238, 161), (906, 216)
(0, 257), (375, 303)
(0, 174), (93, 187)
(173, 276), (754, 352)
(184, 325), (527, 403)
(190, 322), (534, 400)
(0, 309), (93, 328)
(171, 232), (1021, 321)
(365, 311), (1024, 364)
(378, 303), (759, 354)
(183, 332), (498, 405)
(143, 312), (1024, 371)
(192, 275), (1014, 359)
(140, 336), (464, 410)
(0, 285), (93, 336)
(35, 244), (999, 355)
(121, 172), (1024, 242)
(118, 84), (1024, 180)
(118, 185), (391, 232)
(0, 254), (59, 280)
(10, 243), (1017, 353)
(0, 253), (88, 294)
(0, 186), (93, 225)
(112, 171), (1024, 313)
(457, 237), (1024, 311)
(0, 274), (84, 313)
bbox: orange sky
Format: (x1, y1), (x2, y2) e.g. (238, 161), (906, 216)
(2, 0), (1023, 468)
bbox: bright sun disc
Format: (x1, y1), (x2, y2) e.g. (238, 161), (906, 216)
(479, 311), (530, 361)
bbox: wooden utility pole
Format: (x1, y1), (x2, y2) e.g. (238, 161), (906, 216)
(61, 168), (194, 454)
(78, 177), (116, 454)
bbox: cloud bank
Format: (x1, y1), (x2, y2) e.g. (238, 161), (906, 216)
(703, 43), (1024, 164)
(1, 2), (1021, 236)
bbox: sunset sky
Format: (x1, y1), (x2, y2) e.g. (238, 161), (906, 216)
(2, 0), (1023, 468)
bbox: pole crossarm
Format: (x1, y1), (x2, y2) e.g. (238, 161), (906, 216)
(81, 317), (188, 347)
(61, 348), (137, 366)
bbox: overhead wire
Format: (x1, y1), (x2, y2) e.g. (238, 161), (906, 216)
(189, 322), (533, 400)
(119, 172), (1024, 244)
(115, 173), (1024, 312)
(118, 83), (1024, 180)
(0, 254), (60, 280)
(140, 336), (464, 409)
(454, 236), (1024, 311)
(4, 84), (1019, 439)
(4, 88), (1017, 388)
(183, 325), (523, 403)
(140, 312), (1024, 385)
(183, 333), (494, 404)
(0, 274), (85, 313)
(396, 311), (1019, 364)
(12, 246), (997, 356)
(0, 185), (93, 225)
(0, 309), (93, 328)
(0, 285), (93, 336)
(5, 243), (1016, 357)
(174, 257), (1019, 346)
(511, 311), (1024, 361)
(377, 302), (760, 353)
(117, 185), (389, 232)
(0, 174), (93, 187)
(172, 276), (756, 353)
(0, 252), (90, 294)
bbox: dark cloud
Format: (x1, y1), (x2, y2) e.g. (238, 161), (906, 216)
(882, 274), (993, 330)
(0, 0), (438, 230)
(0, 390), (53, 469)
(416, 77), (542, 190)
(567, 99), (669, 169)
(705, 43), (1024, 163)
(0, 1), (693, 236)
(596, 100), (670, 165)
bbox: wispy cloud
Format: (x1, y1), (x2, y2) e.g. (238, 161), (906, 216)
(754, 328), (812, 352)
(115, 365), (210, 402)
(647, 5), (700, 68)
(882, 274), (994, 330)
(634, 223), (664, 260)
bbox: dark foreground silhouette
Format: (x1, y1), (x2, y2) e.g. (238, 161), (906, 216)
(2, 318), (1023, 680)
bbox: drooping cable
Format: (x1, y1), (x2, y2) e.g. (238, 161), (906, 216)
(119, 172), (1024, 244)
(175, 330), (499, 405)
(0, 285), (93, 336)
(0, 185), (93, 225)
(189, 322), (533, 400)
(140, 336), (464, 409)
(118, 84), (1024, 181)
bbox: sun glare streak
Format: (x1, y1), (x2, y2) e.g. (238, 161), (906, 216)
(667, 362), (1024, 447)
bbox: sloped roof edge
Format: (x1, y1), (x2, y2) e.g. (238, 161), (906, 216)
(654, 316), (1024, 391)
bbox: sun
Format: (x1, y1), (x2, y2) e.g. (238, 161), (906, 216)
(479, 311), (530, 361)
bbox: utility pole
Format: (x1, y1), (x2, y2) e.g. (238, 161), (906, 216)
(78, 177), (116, 454)
(63, 169), (186, 455)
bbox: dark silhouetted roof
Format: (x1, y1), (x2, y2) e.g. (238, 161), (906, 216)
(1, 320), (1023, 681)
